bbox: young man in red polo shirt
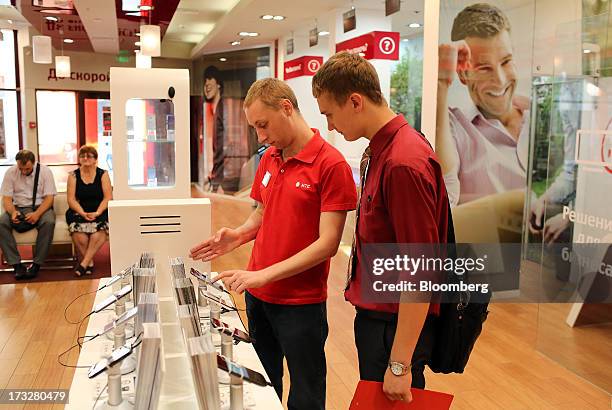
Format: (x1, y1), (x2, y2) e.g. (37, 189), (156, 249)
(190, 78), (357, 410)
(312, 52), (450, 403)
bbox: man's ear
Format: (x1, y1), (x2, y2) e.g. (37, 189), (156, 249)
(349, 93), (364, 113)
(281, 99), (294, 116)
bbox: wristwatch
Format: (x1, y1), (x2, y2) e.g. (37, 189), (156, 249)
(388, 361), (410, 376)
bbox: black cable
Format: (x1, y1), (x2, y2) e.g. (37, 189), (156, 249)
(130, 336), (144, 350)
(77, 333), (99, 345)
(64, 290), (99, 324)
(227, 292), (248, 332)
(57, 341), (93, 369)
(76, 315), (92, 348)
(92, 383), (107, 410)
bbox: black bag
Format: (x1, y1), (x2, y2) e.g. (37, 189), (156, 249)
(428, 203), (490, 374)
(10, 163), (40, 233)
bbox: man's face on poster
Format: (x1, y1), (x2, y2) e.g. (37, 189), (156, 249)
(459, 30), (517, 119)
(204, 77), (220, 102)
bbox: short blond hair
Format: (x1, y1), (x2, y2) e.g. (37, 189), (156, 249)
(244, 78), (300, 111)
(312, 51), (384, 105)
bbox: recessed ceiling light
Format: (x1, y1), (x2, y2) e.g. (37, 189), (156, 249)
(63, 38), (74, 43)
(45, 16), (59, 22)
(136, 32), (140, 37)
(318, 31), (330, 36)
(135, 41), (141, 46)
(261, 15), (274, 20)
(584, 49), (592, 54)
(402, 38), (409, 42)
(219, 57), (227, 62)
(230, 40), (240, 46)
(7, 19), (13, 24)
(272, 15), (285, 21)
(408, 23), (422, 28)
(249, 32), (259, 37)
(238, 31), (259, 37)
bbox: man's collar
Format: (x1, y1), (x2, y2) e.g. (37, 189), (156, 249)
(369, 115), (408, 156)
(270, 129), (324, 164)
(462, 100), (483, 123)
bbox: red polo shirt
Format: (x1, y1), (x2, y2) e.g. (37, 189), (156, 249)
(345, 115), (449, 314)
(248, 130), (357, 305)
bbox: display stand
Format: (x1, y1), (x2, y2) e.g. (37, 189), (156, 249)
(66, 277), (282, 409)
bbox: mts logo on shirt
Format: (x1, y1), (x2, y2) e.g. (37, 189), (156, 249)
(295, 181), (312, 189)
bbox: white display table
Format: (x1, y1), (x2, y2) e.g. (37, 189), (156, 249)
(65, 277), (283, 409)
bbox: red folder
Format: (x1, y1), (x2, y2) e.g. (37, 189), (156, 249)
(350, 380), (453, 410)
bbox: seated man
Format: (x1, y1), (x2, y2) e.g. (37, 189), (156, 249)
(0, 150), (57, 279)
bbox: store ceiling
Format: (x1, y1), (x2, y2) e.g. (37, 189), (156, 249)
(191, 0), (426, 57)
(16, 0), (182, 54)
(5, 0), (426, 59)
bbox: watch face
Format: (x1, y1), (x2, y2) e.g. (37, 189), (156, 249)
(390, 362), (404, 375)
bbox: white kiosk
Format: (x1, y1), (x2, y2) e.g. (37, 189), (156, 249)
(108, 67), (211, 288)
(107, 67), (210, 407)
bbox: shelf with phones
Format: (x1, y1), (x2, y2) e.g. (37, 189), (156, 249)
(63, 253), (282, 409)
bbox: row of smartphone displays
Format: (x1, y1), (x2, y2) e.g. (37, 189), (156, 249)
(83, 254), (271, 410)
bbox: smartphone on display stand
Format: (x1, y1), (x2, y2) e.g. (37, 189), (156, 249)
(101, 306), (138, 336)
(211, 317), (252, 343)
(216, 354), (272, 387)
(93, 285), (132, 313)
(200, 292), (235, 312)
(190, 268), (229, 294)
(87, 344), (133, 379)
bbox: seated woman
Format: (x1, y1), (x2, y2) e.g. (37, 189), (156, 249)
(66, 145), (112, 276)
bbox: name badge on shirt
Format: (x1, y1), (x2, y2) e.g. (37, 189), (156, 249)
(262, 171), (272, 187)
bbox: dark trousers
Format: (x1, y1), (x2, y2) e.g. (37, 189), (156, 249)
(0, 207), (55, 265)
(245, 292), (328, 410)
(354, 309), (436, 388)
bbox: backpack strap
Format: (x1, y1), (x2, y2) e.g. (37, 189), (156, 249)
(32, 163), (40, 209)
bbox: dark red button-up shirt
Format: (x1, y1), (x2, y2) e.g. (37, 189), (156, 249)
(345, 115), (449, 314)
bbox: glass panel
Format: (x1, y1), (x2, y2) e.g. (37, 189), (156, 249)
(390, 7), (424, 131)
(194, 47), (269, 195)
(0, 90), (19, 164)
(83, 98), (113, 181)
(529, 1), (612, 396)
(36, 90), (78, 164)
(0, 164), (11, 184)
(0, 29), (16, 89)
(126, 98), (175, 188)
(47, 164), (76, 193)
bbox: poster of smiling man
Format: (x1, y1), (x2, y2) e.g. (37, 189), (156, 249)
(435, 1), (536, 294)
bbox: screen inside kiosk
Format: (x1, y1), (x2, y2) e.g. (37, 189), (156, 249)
(125, 98), (176, 188)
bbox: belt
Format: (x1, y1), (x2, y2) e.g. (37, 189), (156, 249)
(356, 307), (398, 322)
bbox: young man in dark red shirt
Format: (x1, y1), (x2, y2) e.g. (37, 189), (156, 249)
(190, 78), (357, 410)
(313, 52), (450, 403)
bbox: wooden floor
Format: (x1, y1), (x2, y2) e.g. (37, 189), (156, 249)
(0, 190), (610, 409)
